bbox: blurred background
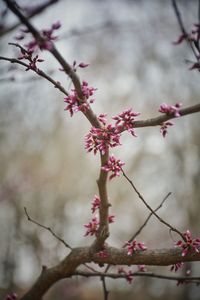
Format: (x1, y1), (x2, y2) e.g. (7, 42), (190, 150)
(0, 0), (200, 299)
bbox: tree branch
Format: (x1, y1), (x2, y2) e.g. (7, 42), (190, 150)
(18, 245), (200, 300)
(24, 207), (72, 250)
(122, 169), (185, 240)
(127, 192), (171, 243)
(0, 0), (59, 38)
(75, 270), (200, 284)
(0, 55), (69, 96)
(171, 0), (199, 59)
(132, 103), (200, 129)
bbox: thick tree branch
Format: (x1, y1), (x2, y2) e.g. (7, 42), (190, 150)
(104, 192), (171, 275)
(132, 103), (200, 128)
(18, 245), (200, 300)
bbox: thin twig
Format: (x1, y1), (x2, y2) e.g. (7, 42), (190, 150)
(171, 0), (187, 35)
(172, 0), (199, 59)
(127, 192), (172, 243)
(132, 103), (200, 129)
(24, 207), (72, 249)
(198, 0), (200, 50)
(121, 170), (185, 241)
(0, 55), (69, 96)
(0, 0), (59, 37)
(101, 276), (109, 300)
(24, 207), (100, 274)
(74, 270), (200, 284)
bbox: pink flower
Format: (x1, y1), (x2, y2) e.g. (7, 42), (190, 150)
(176, 279), (187, 286)
(5, 293), (17, 300)
(15, 33), (25, 40)
(137, 265), (147, 272)
(85, 125), (121, 155)
(159, 102), (182, 117)
(125, 240), (147, 256)
(101, 154), (125, 180)
(64, 81), (96, 117)
(175, 230), (200, 257)
(17, 47), (44, 71)
(118, 267), (134, 284)
(18, 21), (61, 52)
(84, 217), (99, 236)
(170, 262), (184, 272)
(98, 113), (107, 125)
(25, 39), (38, 52)
(52, 21), (61, 30)
(189, 62), (200, 70)
(91, 195), (101, 213)
(160, 121), (174, 137)
(78, 62), (90, 68)
(96, 250), (109, 258)
(112, 108), (140, 136)
(173, 33), (188, 45)
(108, 214), (115, 223)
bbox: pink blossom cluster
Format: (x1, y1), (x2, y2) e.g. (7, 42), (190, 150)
(160, 121), (173, 137)
(84, 195), (115, 236)
(173, 23), (200, 46)
(85, 124), (121, 155)
(101, 154), (125, 180)
(108, 214), (115, 223)
(173, 23), (199, 46)
(5, 293), (17, 300)
(91, 195), (101, 213)
(170, 262), (184, 272)
(137, 264), (147, 272)
(112, 108), (140, 136)
(96, 250), (109, 258)
(175, 230), (200, 257)
(17, 46), (44, 71)
(84, 216), (99, 236)
(173, 33), (188, 45)
(118, 267), (134, 284)
(118, 265), (147, 284)
(64, 80), (96, 117)
(173, 24), (200, 70)
(70, 60), (90, 71)
(16, 21), (61, 52)
(125, 240), (147, 256)
(98, 113), (107, 125)
(159, 102), (182, 117)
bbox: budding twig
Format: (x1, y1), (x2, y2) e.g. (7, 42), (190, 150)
(127, 192), (172, 243)
(24, 207), (72, 249)
(121, 170), (186, 241)
(74, 270), (200, 284)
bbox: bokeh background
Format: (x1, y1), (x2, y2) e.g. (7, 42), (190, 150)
(0, 0), (200, 299)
